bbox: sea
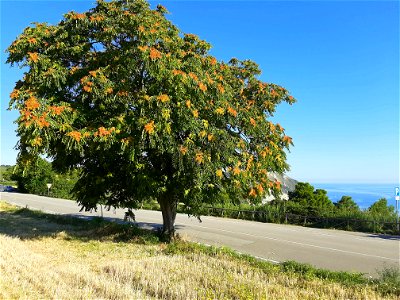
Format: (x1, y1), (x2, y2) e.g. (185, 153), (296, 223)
(312, 183), (399, 210)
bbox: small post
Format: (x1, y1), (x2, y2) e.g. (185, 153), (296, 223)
(396, 200), (399, 234)
(46, 183), (52, 196)
(395, 187), (399, 234)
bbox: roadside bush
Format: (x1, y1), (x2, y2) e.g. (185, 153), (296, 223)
(12, 157), (78, 199)
(12, 158), (53, 195)
(288, 182), (334, 217)
(368, 198), (396, 219)
(376, 266), (400, 296)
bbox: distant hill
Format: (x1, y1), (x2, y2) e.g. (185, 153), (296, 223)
(0, 165), (12, 172)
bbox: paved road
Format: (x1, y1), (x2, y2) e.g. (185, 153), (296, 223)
(1, 192), (399, 276)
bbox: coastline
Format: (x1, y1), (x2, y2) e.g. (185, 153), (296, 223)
(313, 183), (398, 209)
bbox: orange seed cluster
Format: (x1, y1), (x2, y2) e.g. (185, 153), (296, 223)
(28, 52), (39, 63)
(233, 167), (240, 176)
(198, 82), (207, 92)
(215, 107), (224, 115)
(172, 69), (186, 76)
(179, 145), (188, 155)
(95, 126), (115, 137)
(157, 94), (170, 103)
(36, 115), (50, 128)
(283, 135), (292, 144)
(71, 13), (86, 20)
(49, 106), (66, 116)
(144, 121), (155, 135)
(138, 45), (148, 52)
(89, 70), (97, 77)
(227, 106), (237, 117)
(89, 15), (104, 22)
(188, 72), (198, 81)
(149, 48), (162, 60)
(83, 85), (92, 92)
(28, 38), (37, 45)
(117, 91), (129, 97)
(195, 152), (204, 164)
(10, 89), (20, 100)
(25, 96), (40, 110)
(67, 131), (82, 142)
(249, 188), (257, 197)
(31, 137), (42, 146)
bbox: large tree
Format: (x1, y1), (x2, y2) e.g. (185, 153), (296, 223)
(7, 0), (295, 237)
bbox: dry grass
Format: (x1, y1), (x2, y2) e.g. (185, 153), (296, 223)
(0, 201), (394, 299)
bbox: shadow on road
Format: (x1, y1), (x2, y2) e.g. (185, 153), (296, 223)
(0, 206), (173, 244)
(364, 233), (400, 241)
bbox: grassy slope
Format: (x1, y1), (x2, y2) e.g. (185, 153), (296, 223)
(0, 201), (397, 299)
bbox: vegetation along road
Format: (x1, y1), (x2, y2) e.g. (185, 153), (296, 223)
(2, 192), (398, 277)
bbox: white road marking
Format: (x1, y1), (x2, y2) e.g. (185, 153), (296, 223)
(187, 223), (398, 262)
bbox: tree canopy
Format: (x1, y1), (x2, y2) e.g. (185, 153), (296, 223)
(7, 0), (295, 237)
(368, 198), (395, 217)
(288, 182), (334, 215)
(336, 196), (359, 212)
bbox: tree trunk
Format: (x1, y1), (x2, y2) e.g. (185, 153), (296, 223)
(158, 195), (177, 241)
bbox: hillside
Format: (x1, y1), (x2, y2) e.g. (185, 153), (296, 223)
(264, 173), (298, 202)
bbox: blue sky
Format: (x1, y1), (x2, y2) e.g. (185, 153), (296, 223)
(1, 0), (399, 184)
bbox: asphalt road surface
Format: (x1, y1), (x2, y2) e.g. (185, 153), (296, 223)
(1, 192), (399, 277)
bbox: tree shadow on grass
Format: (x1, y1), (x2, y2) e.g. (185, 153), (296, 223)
(0, 207), (163, 244)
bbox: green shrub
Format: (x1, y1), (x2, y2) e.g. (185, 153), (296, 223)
(376, 266), (400, 296)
